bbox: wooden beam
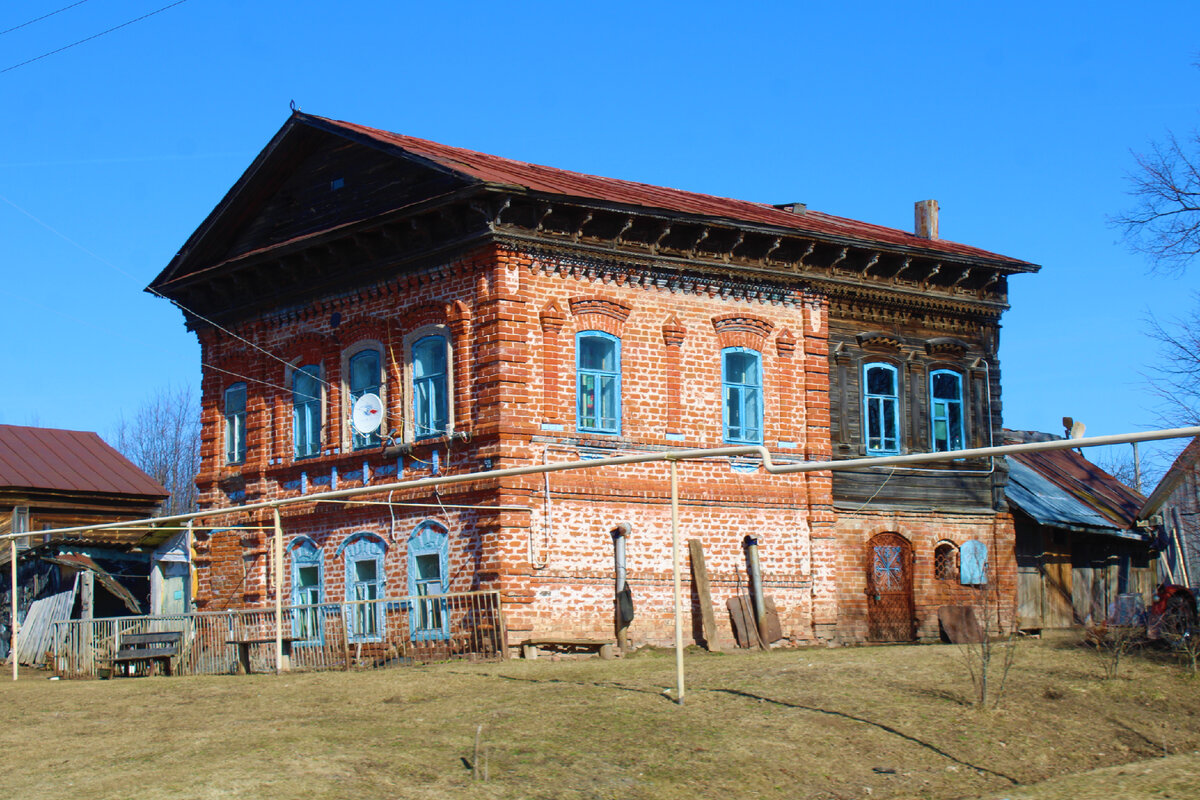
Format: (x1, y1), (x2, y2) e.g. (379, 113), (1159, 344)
(688, 538), (724, 652)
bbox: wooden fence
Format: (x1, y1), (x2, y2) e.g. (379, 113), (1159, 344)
(50, 590), (506, 678)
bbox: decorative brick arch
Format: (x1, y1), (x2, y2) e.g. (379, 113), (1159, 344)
(569, 296), (632, 336)
(712, 314), (774, 351)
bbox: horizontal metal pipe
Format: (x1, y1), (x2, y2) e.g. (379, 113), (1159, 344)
(8, 425), (1199, 542)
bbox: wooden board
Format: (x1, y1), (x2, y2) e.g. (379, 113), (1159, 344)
(726, 596), (754, 648)
(687, 539), (723, 652)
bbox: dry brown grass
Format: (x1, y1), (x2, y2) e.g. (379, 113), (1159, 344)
(2, 637), (1199, 800)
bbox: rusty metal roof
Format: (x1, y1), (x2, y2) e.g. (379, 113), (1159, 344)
(1005, 440), (1146, 535)
(304, 113), (1038, 270)
(42, 552), (143, 614)
(0, 425), (168, 499)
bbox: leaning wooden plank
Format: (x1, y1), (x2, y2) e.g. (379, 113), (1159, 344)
(688, 539), (724, 652)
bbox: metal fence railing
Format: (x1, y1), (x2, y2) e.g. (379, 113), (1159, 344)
(50, 590), (506, 679)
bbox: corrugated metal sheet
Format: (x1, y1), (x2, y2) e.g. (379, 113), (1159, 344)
(0, 425), (168, 498)
(1005, 457), (1141, 539)
(1010, 446), (1145, 529)
(308, 114), (1039, 270)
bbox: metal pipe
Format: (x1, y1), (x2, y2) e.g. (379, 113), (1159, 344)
(8, 425), (1200, 544)
(670, 460), (684, 705)
(10, 536), (16, 681)
(744, 536), (768, 647)
(613, 522), (630, 651)
(273, 507), (284, 674)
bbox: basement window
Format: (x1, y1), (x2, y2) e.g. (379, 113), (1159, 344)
(934, 542), (959, 581)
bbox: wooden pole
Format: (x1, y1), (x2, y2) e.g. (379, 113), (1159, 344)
(10, 536), (17, 681)
(670, 460), (684, 705)
(272, 507), (284, 674)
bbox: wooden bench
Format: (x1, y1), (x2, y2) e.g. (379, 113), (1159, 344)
(520, 638), (615, 660)
(226, 636), (296, 674)
(112, 631), (182, 677)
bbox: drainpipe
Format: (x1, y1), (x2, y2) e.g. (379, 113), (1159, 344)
(744, 536), (768, 648)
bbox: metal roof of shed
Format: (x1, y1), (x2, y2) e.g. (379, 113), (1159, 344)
(0, 425), (168, 499)
(1005, 456), (1144, 539)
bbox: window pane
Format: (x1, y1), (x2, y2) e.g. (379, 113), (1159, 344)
(297, 565), (319, 588)
(294, 366), (321, 403)
(725, 352), (757, 385)
(413, 336), (447, 379)
(579, 336), (614, 372)
(866, 366), (895, 396)
(225, 384), (246, 414)
(932, 371), (961, 401)
(948, 401), (963, 449)
(350, 350), (380, 394)
(415, 553), (441, 583)
(355, 559), (377, 583)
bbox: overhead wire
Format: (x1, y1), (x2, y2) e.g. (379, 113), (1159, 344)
(0, 1), (92, 37)
(0, 193), (331, 394)
(1, 0), (190, 75)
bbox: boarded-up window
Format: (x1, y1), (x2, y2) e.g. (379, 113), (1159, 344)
(960, 539), (988, 585)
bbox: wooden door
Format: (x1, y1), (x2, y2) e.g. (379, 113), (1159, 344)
(866, 533), (915, 642)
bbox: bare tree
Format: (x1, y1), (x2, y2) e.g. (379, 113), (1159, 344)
(1114, 130), (1200, 276)
(113, 385), (201, 516)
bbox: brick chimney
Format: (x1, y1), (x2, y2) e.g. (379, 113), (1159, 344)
(914, 199), (939, 239)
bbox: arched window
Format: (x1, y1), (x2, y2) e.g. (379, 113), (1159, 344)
(723, 347), (763, 444)
(407, 522), (449, 641)
(288, 537), (323, 643)
(412, 335), (449, 440)
(863, 362), (900, 455)
(934, 541), (959, 581)
(224, 382), (247, 464)
(293, 364), (322, 459)
(576, 331), (621, 434)
(930, 369), (964, 452)
(338, 533), (387, 641)
(348, 348), (382, 450)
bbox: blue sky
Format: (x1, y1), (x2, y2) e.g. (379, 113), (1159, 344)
(1, 1), (1198, 482)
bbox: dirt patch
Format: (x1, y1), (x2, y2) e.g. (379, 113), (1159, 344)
(2, 638), (1198, 799)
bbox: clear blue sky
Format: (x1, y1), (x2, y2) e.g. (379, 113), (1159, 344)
(1, 1), (1197, 481)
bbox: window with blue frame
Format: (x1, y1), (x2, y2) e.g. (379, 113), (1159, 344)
(293, 364), (322, 459)
(348, 348), (382, 450)
(576, 331), (621, 434)
(224, 382), (246, 464)
(863, 362), (900, 454)
(339, 533), (386, 641)
(288, 537), (323, 644)
(722, 347), (763, 444)
(930, 369), (965, 452)
(407, 522), (449, 641)
(412, 335), (449, 440)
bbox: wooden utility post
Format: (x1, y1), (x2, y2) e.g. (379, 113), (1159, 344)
(273, 507), (284, 674)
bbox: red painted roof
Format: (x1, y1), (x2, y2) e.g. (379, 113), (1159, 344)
(0, 425), (168, 499)
(308, 113), (1037, 270)
(1008, 444), (1145, 530)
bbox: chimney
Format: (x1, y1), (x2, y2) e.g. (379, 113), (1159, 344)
(773, 202), (807, 215)
(914, 199), (939, 239)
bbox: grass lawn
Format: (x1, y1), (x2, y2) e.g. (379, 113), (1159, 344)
(2, 636), (1199, 799)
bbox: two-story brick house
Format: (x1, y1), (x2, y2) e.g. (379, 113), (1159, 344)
(148, 111), (1037, 648)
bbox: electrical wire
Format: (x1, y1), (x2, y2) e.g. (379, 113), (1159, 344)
(0, 1), (92, 37)
(1, 1), (190, 75)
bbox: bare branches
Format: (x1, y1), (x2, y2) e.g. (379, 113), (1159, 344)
(1114, 131), (1200, 275)
(1145, 301), (1200, 428)
(113, 385), (201, 516)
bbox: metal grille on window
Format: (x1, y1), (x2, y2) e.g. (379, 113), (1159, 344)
(934, 543), (959, 581)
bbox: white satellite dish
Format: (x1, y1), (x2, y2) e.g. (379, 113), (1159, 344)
(351, 393), (384, 435)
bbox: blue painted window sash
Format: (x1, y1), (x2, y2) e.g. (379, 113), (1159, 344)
(722, 347), (763, 444)
(293, 365), (322, 459)
(349, 349), (382, 450)
(224, 382), (247, 464)
(576, 331), (621, 434)
(863, 362), (900, 454)
(412, 335), (449, 440)
(407, 523), (450, 641)
(341, 534), (386, 642)
(929, 369), (965, 452)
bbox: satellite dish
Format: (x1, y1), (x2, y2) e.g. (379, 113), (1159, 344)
(351, 393), (383, 435)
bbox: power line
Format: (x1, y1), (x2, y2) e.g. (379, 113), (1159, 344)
(0, 1), (92, 37)
(1, 0), (190, 75)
